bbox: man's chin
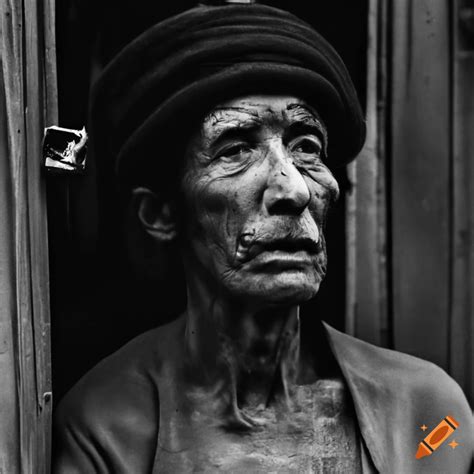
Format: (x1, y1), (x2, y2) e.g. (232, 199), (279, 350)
(227, 271), (322, 306)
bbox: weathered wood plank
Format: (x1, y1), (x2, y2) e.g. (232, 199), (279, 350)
(346, 0), (388, 346)
(1, 2), (32, 472)
(0, 50), (21, 474)
(43, 0), (58, 122)
(24, 0), (56, 470)
(451, 0), (474, 404)
(0, 0), (56, 471)
(391, 0), (450, 368)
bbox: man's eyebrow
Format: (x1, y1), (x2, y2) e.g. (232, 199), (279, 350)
(286, 103), (325, 128)
(285, 103), (327, 146)
(204, 109), (261, 144)
(211, 106), (260, 115)
(205, 107), (260, 127)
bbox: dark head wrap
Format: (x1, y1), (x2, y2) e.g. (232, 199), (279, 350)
(91, 3), (366, 191)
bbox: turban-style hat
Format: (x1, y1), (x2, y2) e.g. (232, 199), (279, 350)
(91, 3), (366, 191)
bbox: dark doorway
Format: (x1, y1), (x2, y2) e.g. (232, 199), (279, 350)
(49, 0), (368, 402)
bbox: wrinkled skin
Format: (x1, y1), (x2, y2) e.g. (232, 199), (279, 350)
(180, 95), (339, 307)
(124, 95), (362, 471)
(145, 96), (362, 471)
(176, 95), (342, 407)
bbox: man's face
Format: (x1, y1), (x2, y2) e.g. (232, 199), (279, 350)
(180, 95), (339, 305)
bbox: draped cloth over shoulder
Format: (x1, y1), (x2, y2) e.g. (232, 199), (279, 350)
(89, 3), (366, 190)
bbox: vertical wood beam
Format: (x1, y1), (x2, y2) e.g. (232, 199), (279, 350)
(346, 0), (388, 345)
(451, 0), (474, 404)
(0, 37), (21, 474)
(0, 0), (57, 471)
(390, 0), (451, 369)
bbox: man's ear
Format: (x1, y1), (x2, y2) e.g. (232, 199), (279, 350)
(131, 187), (178, 242)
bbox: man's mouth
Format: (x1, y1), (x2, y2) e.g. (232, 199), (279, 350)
(236, 233), (320, 263)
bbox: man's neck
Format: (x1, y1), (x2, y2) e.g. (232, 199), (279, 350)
(182, 267), (308, 425)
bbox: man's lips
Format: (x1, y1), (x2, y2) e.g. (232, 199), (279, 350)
(236, 235), (320, 263)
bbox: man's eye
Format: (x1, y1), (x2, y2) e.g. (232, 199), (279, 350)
(292, 138), (322, 155)
(218, 144), (252, 159)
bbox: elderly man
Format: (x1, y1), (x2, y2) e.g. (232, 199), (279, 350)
(53, 2), (473, 473)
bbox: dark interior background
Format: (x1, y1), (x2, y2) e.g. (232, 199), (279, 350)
(49, 0), (368, 403)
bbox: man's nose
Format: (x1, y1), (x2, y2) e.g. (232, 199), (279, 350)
(263, 145), (311, 215)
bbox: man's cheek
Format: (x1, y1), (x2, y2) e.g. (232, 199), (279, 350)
(201, 178), (250, 234)
(188, 174), (229, 215)
(306, 170), (339, 201)
(188, 184), (235, 261)
(306, 189), (335, 225)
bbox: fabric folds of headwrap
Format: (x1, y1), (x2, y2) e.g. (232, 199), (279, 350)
(90, 3), (366, 190)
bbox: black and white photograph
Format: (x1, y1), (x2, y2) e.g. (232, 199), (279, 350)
(0, 0), (473, 472)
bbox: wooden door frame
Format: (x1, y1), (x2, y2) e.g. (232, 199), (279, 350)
(346, 0), (389, 347)
(1, 0), (57, 471)
(348, 0), (473, 404)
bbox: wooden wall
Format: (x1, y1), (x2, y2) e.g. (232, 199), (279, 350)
(451, 0), (474, 407)
(0, 0), (56, 471)
(49, 0), (369, 402)
(348, 0), (474, 405)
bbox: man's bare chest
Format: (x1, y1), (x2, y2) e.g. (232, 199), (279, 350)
(154, 379), (362, 473)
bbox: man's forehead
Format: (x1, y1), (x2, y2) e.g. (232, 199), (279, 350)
(202, 95), (325, 133)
